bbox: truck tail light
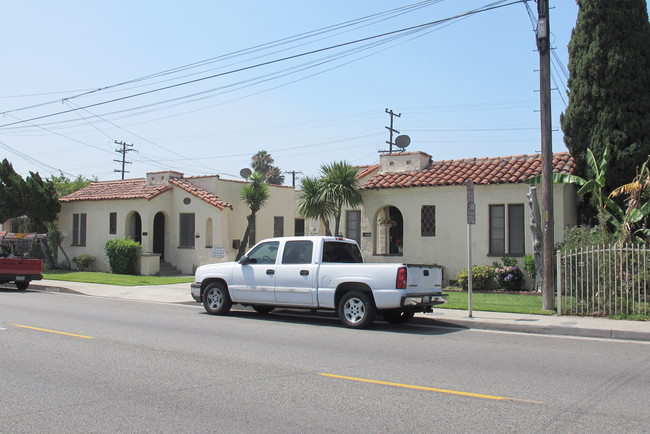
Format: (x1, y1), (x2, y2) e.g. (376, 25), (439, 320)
(396, 266), (407, 289)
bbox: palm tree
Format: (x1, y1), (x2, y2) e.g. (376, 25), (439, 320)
(266, 166), (285, 185)
(236, 172), (270, 260)
(297, 176), (333, 236)
(319, 161), (363, 236)
(251, 150), (274, 175)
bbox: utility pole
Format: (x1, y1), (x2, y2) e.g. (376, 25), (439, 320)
(284, 170), (303, 188)
(114, 140), (135, 180)
(385, 108), (401, 154)
(537, 0), (554, 311)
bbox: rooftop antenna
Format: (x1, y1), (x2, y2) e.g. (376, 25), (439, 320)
(381, 108), (401, 154)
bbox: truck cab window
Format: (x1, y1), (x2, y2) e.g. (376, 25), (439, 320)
(282, 241), (313, 264)
(322, 241), (363, 263)
(247, 241), (279, 264)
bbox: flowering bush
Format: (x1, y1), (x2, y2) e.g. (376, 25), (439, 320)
(379, 218), (397, 228)
(493, 257), (524, 291)
(456, 265), (494, 290)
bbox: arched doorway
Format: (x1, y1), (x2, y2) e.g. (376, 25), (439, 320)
(376, 206), (403, 255)
(153, 212), (165, 260)
(127, 212), (142, 244)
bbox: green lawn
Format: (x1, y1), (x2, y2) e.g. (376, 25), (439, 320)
(440, 288), (556, 316)
(41, 271), (553, 315)
(43, 270), (193, 286)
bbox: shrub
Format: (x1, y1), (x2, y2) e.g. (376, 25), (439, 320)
(104, 238), (141, 275)
(456, 265), (494, 290)
(559, 225), (615, 252)
(72, 254), (95, 271)
(493, 257), (524, 291)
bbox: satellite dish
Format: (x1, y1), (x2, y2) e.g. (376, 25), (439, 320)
(395, 134), (411, 150)
(240, 168), (252, 179)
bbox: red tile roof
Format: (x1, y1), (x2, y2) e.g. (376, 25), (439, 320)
(59, 179), (171, 202)
(356, 164), (379, 179)
(59, 177), (233, 210)
(361, 152), (575, 190)
(168, 177), (232, 210)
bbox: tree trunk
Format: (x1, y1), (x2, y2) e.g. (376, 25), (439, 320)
(236, 214), (255, 261)
(527, 186), (543, 292)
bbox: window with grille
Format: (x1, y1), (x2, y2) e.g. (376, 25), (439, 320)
(109, 212), (117, 234)
(421, 205), (436, 237)
(274, 216), (284, 237)
(179, 213), (195, 248)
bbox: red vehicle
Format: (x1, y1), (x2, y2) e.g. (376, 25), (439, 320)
(0, 232), (44, 290)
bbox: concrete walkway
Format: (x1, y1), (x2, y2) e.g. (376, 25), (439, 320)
(26, 279), (650, 342)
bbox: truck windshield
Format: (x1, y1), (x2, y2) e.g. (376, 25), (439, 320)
(322, 241), (363, 263)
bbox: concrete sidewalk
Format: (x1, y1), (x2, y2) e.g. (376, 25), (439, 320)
(28, 279), (650, 342)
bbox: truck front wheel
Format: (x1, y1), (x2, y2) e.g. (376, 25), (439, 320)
(338, 291), (376, 329)
(203, 282), (232, 315)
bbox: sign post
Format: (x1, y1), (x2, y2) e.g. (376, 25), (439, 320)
(466, 180), (475, 318)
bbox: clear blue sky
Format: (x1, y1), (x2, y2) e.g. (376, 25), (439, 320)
(1, 0), (580, 183)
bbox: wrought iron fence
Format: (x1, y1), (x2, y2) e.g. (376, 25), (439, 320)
(557, 244), (649, 317)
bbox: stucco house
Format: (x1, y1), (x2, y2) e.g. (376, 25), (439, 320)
(338, 151), (577, 284)
(57, 151), (576, 285)
(58, 171), (307, 275)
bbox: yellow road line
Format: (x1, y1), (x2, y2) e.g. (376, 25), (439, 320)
(11, 324), (94, 339)
(320, 373), (543, 404)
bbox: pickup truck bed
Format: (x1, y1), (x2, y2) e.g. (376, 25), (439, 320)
(0, 257), (43, 290)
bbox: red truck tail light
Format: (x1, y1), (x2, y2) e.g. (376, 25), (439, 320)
(396, 266), (407, 289)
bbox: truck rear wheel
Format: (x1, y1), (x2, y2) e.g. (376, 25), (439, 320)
(15, 281), (29, 291)
(203, 282), (232, 315)
(383, 310), (415, 324)
(338, 291), (375, 329)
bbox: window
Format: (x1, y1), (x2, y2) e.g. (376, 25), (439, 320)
(109, 212), (117, 234)
(72, 213), (87, 246)
(322, 241), (363, 263)
(294, 218), (305, 236)
(247, 241), (279, 264)
(489, 204), (524, 255)
(346, 210), (361, 244)
(508, 204), (525, 254)
(179, 213), (195, 248)
(274, 216), (284, 237)
(421, 205), (436, 236)
(282, 240), (313, 264)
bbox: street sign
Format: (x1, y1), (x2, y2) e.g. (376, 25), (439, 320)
(467, 202), (476, 225)
(466, 180), (474, 203)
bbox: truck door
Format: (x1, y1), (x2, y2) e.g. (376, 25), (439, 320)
(231, 241), (278, 302)
(274, 240), (316, 306)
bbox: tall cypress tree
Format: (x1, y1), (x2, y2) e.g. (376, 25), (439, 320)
(561, 0), (650, 197)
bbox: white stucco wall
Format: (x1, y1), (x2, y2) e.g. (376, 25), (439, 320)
(345, 182), (576, 285)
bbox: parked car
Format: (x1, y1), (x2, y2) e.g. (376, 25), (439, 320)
(191, 236), (446, 328)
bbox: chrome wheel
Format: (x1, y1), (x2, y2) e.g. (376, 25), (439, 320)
(338, 291), (375, 329)
(203, 282), (232, 315)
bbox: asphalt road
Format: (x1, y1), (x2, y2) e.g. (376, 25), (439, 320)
(2, 289), (649, 433)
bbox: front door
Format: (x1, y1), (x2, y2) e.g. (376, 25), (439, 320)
(230, 241), (278, 303)
(153, 212), (165, 260)
(274, 240), (316, 306)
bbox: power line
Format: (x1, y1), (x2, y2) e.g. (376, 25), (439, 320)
(0, 1), (524, 130)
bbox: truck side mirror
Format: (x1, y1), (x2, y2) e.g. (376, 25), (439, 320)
(238, 255), (249, 265)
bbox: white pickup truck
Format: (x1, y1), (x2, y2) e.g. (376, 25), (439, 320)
(191, 236), (447, 328)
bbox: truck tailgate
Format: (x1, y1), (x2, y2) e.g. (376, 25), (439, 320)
(405, 264), (443, 293)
